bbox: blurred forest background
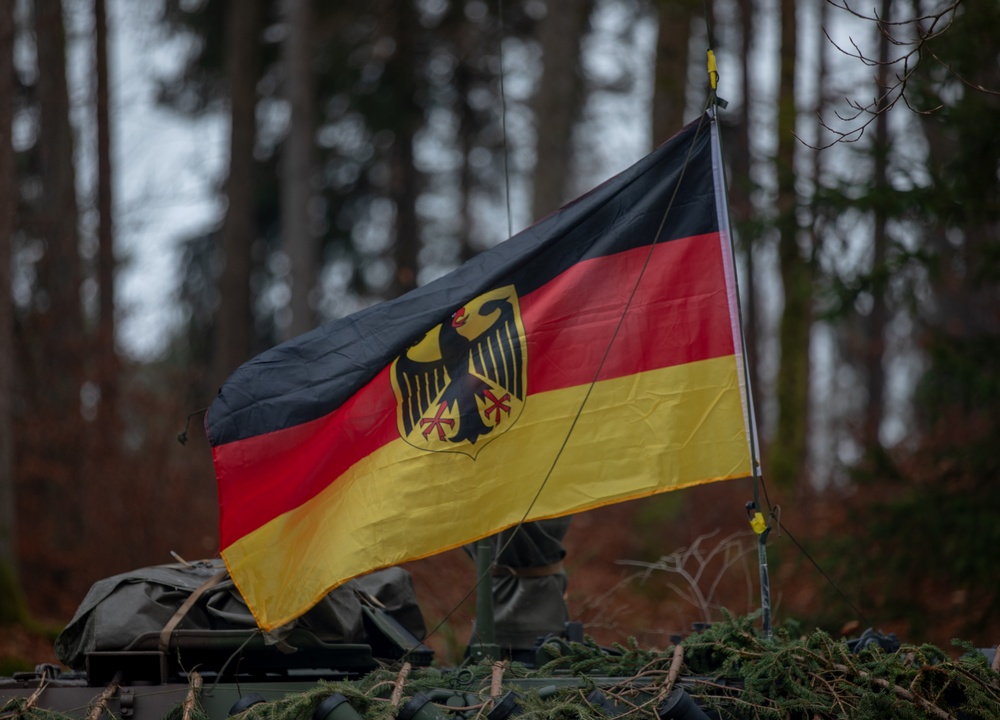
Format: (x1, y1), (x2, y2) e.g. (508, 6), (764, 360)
(1, 0), (999, 668)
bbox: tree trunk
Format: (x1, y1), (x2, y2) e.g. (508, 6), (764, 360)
(0, 0), (26, 626)
(531, 0), (592, 223)
(33, 0), (84, 405)
(389, 130), (419, 297)
(211, 0), (264, 392)
(455, 42), (480, 265)
(31, 0), (86, 553)
(862, 0), (892, 449)
(281, 0), (317, 340)
(94, 0), (118, 428)
(770, 0), (811, 492)
(727, 0), (761, 422)
(652, 0), (697, 145)
(387, 1), (420, 298)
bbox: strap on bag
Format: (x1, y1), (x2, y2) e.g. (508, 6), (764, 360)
(158, 570), (229, 654)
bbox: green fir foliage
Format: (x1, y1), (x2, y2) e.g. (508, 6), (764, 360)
(8, 615), (998, 720)
(0, 698), (69, 720)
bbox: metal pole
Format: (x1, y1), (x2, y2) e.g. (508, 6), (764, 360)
(757, 528), (772, 640)
(706, 45), (772, 639)
(469, 538), (500, 661)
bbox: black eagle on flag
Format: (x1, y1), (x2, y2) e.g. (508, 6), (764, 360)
(391, 285), (526, 456)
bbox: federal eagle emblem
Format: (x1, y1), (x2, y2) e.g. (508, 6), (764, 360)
(390, 286), (527, 458)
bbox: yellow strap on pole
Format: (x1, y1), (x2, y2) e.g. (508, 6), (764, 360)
(707, 49), (719, 90)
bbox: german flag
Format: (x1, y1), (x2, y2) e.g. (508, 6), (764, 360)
(206, 111), (754, 631)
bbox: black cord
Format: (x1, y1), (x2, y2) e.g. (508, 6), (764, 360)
(177, 406), (209, 445)
(776, 514), (873, 629)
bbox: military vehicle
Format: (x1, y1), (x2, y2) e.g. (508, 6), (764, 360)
(0, 556), (724, 720)
(4, 556), (997, 720)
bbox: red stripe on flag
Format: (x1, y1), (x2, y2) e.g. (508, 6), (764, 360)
(523, 232), (732, 392)
(216, 232), (734, 548)
(215, 373), (397, 549)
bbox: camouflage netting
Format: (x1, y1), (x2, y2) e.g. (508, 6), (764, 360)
(5, 613), (1000, 720)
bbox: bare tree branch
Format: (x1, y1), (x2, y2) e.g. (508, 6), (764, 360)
(812, 0), (997, 148)
(618, 530), (755, 624)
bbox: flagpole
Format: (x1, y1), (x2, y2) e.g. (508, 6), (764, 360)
(706, 46), (773, 641)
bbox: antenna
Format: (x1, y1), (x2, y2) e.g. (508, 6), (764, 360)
(465, 0), (514, 662)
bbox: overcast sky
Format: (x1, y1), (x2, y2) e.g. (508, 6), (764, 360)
(95, 3), (227, 359)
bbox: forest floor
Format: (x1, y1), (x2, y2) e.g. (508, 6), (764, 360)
(0, 481), (770, 672)
(1, 480), (994, 672)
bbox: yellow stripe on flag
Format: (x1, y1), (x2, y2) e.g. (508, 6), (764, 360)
(223, 354), (752, 631)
